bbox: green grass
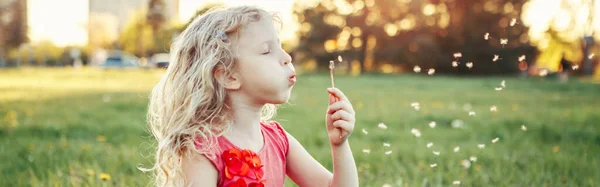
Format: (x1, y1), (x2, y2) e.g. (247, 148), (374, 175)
(1, 68), (599, 186)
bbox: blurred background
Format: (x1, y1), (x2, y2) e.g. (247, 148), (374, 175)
(1, 0), (599, 186)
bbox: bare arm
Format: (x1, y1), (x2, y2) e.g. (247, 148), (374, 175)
(182, 153), (218, 187)
(285, 132), (333, 187)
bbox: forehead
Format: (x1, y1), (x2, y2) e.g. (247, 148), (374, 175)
(235, 16), (278, 48)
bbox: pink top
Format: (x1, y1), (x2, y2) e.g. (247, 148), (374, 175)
(195, 121), (289, 187)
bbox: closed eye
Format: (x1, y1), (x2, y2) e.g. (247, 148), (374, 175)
(262, 48), (271, 55)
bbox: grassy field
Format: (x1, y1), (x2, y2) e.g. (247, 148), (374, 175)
(1, 68), (599, 187)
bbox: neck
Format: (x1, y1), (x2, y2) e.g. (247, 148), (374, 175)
(227, 94), (263, 138)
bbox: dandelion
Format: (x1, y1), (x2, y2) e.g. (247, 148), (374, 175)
(382, 184), (392, 187)
(539, 69), (548, 76)
(552, 145), (560, 153)
(490, 105), (497, 112)
(521, 125), (527, 131)
(383, 143), (391, 147)
(454, 146), (460, 152)
(87, 169), (95, 176)
(466, 62), (473, 69)
(410, 102), (421, 111)
(378, 123), (388, 129)
(452, 61), (459, 67)
(361, 128), (368, 135)
(430, 163), (438, 168)
(468, 111), (476, 116)
(510, 18), (517, 26)
(428, 68), (435, 75)
(469, 156), (477, 162)
(413, 65), (422, 73)
(453, 180), (461, 185)
(492, 54), (499, 62)
(589, 53), (595, 59)
(460, 160), (471, 168)
(572, 65), (579, 70)
(99, 173), (111, 181)
(501, 80), (506, 88)
(433, 151), (440, 156)
(518, 55), (526, 61)
(385, 150), (393, 155)
(484, 32), (490, 40)
(478, 144), (485, 149)
(427, 142), (433, 148)
(495, 87), (503, 91)
(429, 121), (436, 128)
(500, 38), (508, 45)
(492, 137), (500, 143)
(97, 135), (107, 142)
(454, 52), (462, 58)
(337, 55), (343, 62)
(362, 149), (371, 153)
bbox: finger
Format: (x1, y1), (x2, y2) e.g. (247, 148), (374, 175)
(329, 93), (336, 105)
(331, 110), (353, 121)
(327, 101), (354, 114)
(333, 120), (354, 132)
(327, 88), (349, 102)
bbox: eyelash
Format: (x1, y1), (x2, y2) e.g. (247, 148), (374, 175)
(262, 48), (271, 55)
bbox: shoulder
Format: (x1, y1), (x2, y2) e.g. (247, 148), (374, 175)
(182, 152), (218, 186)
(262, 121), (290, 155)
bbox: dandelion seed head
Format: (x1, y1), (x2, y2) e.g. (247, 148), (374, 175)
(478, 144), (485, 149)
(329, 60), (335, 70)
(460, 160), (471, 168)
(430, 163), (438, 168)
(469, 156), (477, 162)
(521, 125), (527, 131)
(490, 105), (497, 112)
(382, 184), (392, 187)
(378, 123), (388, 129)
(501, 80), (506, 88)
(495, 87), (503, 91)
(451, 119), (464, 128)
(385, 150), (393, 155)
(453, 180), (461, 185)
(468, 111), (476, 116)
(433, 151), (440, 156)
(362, 149), (371, 153)
(454, 146), (460, 152)
(383, 143), (391, 147)
(427, 142), (433, 148)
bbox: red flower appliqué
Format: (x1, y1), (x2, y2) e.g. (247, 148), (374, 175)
(223, 148), (266, 187)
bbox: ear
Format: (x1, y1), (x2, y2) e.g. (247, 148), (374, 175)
(214, 66), (241, 90)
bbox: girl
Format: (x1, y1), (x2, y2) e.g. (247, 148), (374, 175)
(145, 5), (358, 187)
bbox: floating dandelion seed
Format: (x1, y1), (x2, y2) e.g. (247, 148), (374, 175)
(428, 68), (435, 75)
(492, 137), (500, 143)
(484, 32), (490, 40)
(410, 128), (422, 137)
(383, 143), (391, 147)
(429, 121), (436, 128)
(539, 69), (548, 76)
(478, 144), (485, 149)
(589, 53), (595, 59)
(466, 62), (473, 69)
(430, 163), (438, 168)
(385, 150), (393, 155)
(492, 55), (500, 62)
(495, 87), (503, 91)
(518, 55), (526, 62)
(454, 52), (462, 58)
(469, 156), (477, 162)
(490, 105), (497, 112)
(433, 151), (440, 156)
(572, 65), (579, 70)
(510, 18), (517, 26)
(362, 128), (369, 135)
(451, 119), (464, 128)
(377, 123), (388, 129)
(468, 111), (476, 116)
(454, 146), (460, 152)
(460, 160), (471, 168)
(362, 149), (371, 153)
(413, 65), (422, 73)
(427, 142), (433, 148)
(500, 38), (508, 45)
(452, 61), (459, 67)
(337, 55), (343, 62)
(452, 180), (461, 185)
(521, 125), (527, 131)
(501, 80), (506, 88)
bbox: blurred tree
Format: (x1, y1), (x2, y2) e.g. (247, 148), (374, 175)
(179, 2), (226, 30)
(0, 0), (28, 67)
(292, 0), (535, 74)
(119, 9), (155, 57)
(147, 0), (167, 55)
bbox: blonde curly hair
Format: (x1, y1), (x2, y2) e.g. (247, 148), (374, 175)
(142, 5), (280, 187)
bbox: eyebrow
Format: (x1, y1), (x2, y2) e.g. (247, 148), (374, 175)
(256, 38), (280, 47)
